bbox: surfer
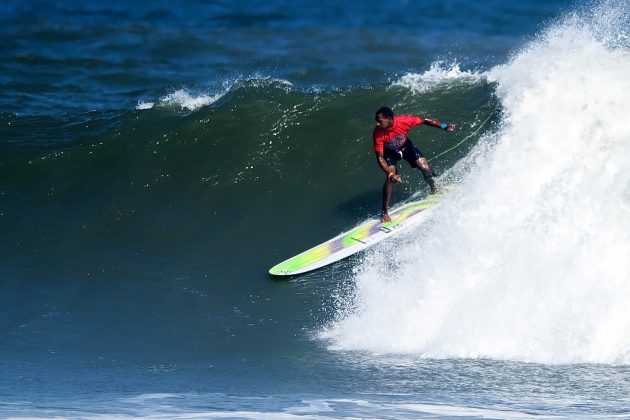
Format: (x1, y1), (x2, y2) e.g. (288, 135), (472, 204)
(373, 106), (455, 222)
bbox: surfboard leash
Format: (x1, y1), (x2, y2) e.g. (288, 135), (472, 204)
(428, 109), (497, 163)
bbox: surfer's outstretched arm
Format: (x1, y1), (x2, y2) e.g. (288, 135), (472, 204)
(420, 116), (456, 132)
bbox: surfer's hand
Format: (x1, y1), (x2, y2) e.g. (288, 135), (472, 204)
(388, 173), (402, 183)
(380, 212), (391, 223)
(446, 123), (456, 132)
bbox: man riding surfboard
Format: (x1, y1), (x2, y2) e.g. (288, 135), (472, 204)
(373, 106), (455, 222)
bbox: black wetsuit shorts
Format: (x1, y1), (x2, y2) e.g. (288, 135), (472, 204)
(383, 138), (424, 168)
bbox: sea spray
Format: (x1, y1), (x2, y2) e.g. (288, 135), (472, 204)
(135, 77), (294, 111)
(391, 61), (485, 94)
(321, 2), (630, 364)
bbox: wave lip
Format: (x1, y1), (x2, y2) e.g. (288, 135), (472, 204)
(391, 61), (485, 93)
(135, 89), (226, 111)
(135, 76), (294, 112)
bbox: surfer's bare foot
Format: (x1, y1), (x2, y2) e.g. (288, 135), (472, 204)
(431, 185), (446, 194)
(380, 212), (391, 223)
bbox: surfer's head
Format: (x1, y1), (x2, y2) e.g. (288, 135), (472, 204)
(375, 107), (394, 129)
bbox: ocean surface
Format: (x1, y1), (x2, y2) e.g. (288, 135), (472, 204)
(2, 0), (630, 418)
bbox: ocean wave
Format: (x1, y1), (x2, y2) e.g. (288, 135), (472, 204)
(135, 77), (294, 112)
(322, 1), (630, 365)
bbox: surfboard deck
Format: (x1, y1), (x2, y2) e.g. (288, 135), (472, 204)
(269, 186), (454, 276)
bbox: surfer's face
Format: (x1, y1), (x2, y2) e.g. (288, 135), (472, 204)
(375, 114), (393, 130)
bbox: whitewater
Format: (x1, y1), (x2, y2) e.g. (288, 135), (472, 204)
(322, 4), (630, 364)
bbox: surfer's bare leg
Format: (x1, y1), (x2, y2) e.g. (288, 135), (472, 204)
(381, 165), (397, 222)
(415, 157), (440, 193)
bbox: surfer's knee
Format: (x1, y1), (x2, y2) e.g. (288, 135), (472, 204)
(416, 159), (436, 179)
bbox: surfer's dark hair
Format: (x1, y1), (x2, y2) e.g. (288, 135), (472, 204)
(375, 107), (394, 119)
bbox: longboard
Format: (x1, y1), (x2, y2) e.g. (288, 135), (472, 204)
(269, 186), (454, 276)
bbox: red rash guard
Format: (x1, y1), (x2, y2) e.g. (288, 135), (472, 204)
(373, 115), (424, 152)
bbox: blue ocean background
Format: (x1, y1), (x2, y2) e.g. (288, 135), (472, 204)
(2, 0), (630, 418)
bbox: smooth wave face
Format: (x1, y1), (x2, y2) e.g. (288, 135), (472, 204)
(320, 2), (630, 364)
(0, 76), (496, 271)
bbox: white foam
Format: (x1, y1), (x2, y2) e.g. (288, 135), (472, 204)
(321, 3), (630, 364)
(135, 76), (293, 112)
(247, 75), (293, 89)
(391, 61), (484, 93)
(135, 100), (155, 110)
(157, 89), (225, 111)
